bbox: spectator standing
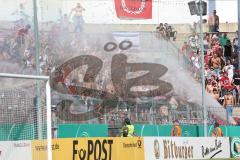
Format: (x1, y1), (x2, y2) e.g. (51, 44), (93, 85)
(223, 39), (232, 61)
(220, 33), (230, 47)
(206, 79), (213, 94)
(223, 60), (234, 82)
(210, 53), (221, 77)
(233, 70), (240, 104)
(212, 86), (220, 102)
(156, 23), (165, 38)
(70, 3), (85, 33)
(223, 91), (234, 121)
(204, 65), (212, 80)
(203, 35), (209, 52)
(233, 33), (238, 54)
(220, 72), (233, 96)
(208, 10), (219, 32)
(16, 24), (31, 47)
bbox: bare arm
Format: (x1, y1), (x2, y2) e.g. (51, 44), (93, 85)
(223, 96), (226, 108)
(232, 95), (235, 106)
(216, 16), (219, 26)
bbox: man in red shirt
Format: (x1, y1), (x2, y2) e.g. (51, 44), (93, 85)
(16, 24), (31, 47)
(220, 72), (234, 96)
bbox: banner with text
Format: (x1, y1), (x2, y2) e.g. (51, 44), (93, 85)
(0, 141), (32, 160)
(32, 137), (144, 160)
(144, 137), (230, 160)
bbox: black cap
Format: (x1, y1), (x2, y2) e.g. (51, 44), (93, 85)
(125, 118), (131, 125)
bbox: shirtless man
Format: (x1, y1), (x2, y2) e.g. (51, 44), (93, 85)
(70, 3), (85, 32)
(223, 91), (234, 120)
(210, 53), (221, 77)
(208, 10), (219, 32)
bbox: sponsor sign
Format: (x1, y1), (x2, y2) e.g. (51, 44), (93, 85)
(231, 137), (240, 158)
(144, 137), (230, 160)
(115, 137), (144, 160)
(32, 140), (60, 160)
(0, 141), (32, 160)
(33, 137), (144, 160)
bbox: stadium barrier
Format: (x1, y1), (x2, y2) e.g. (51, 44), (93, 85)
(134, 124), (240, 137)
(57, 124), (240, 138)
(0, 140), (32, 160)
(31, 137), (144, 160)
(144, 137), (230, 160)
(57, 124), (108, 138)
(0, 137), (235, 160)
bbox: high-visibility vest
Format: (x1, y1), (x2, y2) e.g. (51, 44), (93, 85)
(171, 126), (182, 136)
(126, 125), (135, 136)
(212, 127), (223, 137)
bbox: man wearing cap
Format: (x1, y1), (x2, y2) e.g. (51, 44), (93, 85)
(171, 120), (182, 137)
(208, 10), (219, 32)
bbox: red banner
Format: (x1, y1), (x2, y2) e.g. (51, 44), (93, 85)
(114, 0), (152, 19)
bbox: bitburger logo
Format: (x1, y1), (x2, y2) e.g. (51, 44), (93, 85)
(154, 139), (160, 159)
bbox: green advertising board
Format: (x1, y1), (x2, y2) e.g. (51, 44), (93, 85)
(134, 124), (198, 137)
(134, 124), (240, 137)
(0, 124), (36, 140)
(58, 124), (108, 138)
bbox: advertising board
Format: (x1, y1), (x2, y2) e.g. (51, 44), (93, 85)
(0, 140), (32, 160)
(32, 137), (144, 160)
(230, 137), (240, 158)
(144, 137), (230, 160)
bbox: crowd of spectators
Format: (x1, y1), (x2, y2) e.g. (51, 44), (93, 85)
(181, 31), (240, 123)
(0, 21), (226, 126)
(2, 4), (240, 126)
